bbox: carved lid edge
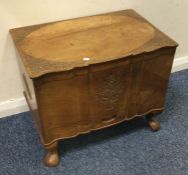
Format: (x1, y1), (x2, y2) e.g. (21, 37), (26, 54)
(10, 9), (178, 79)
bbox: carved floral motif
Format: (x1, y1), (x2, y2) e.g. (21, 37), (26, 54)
(96, 71), (124, 111)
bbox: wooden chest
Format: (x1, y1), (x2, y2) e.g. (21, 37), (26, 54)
(10, 9), (178, 167)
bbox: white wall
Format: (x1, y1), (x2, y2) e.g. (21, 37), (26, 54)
(0, 0), (188, 103)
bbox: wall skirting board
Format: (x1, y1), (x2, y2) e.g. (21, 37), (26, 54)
(172, 56), (188, 73)
(0, 97), (28, 118)
(0, 56), (188, 118)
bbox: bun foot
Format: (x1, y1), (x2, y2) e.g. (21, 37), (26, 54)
(148, 118), (160, 131)
(146, 114), (160, 132)
(44, 142), (60, 167)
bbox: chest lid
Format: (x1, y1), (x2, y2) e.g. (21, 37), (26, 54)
(10, 9), (178, 78)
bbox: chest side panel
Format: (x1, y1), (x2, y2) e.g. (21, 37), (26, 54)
(16, 56), (47, 143)
(138, 48), (176, 114)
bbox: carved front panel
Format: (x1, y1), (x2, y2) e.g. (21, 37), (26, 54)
(89, 60), (131, 128)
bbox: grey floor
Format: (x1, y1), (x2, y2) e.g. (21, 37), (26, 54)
(0, 69), (188, 175)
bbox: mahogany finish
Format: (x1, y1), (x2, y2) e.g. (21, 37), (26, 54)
(10, 9), (178, 167)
